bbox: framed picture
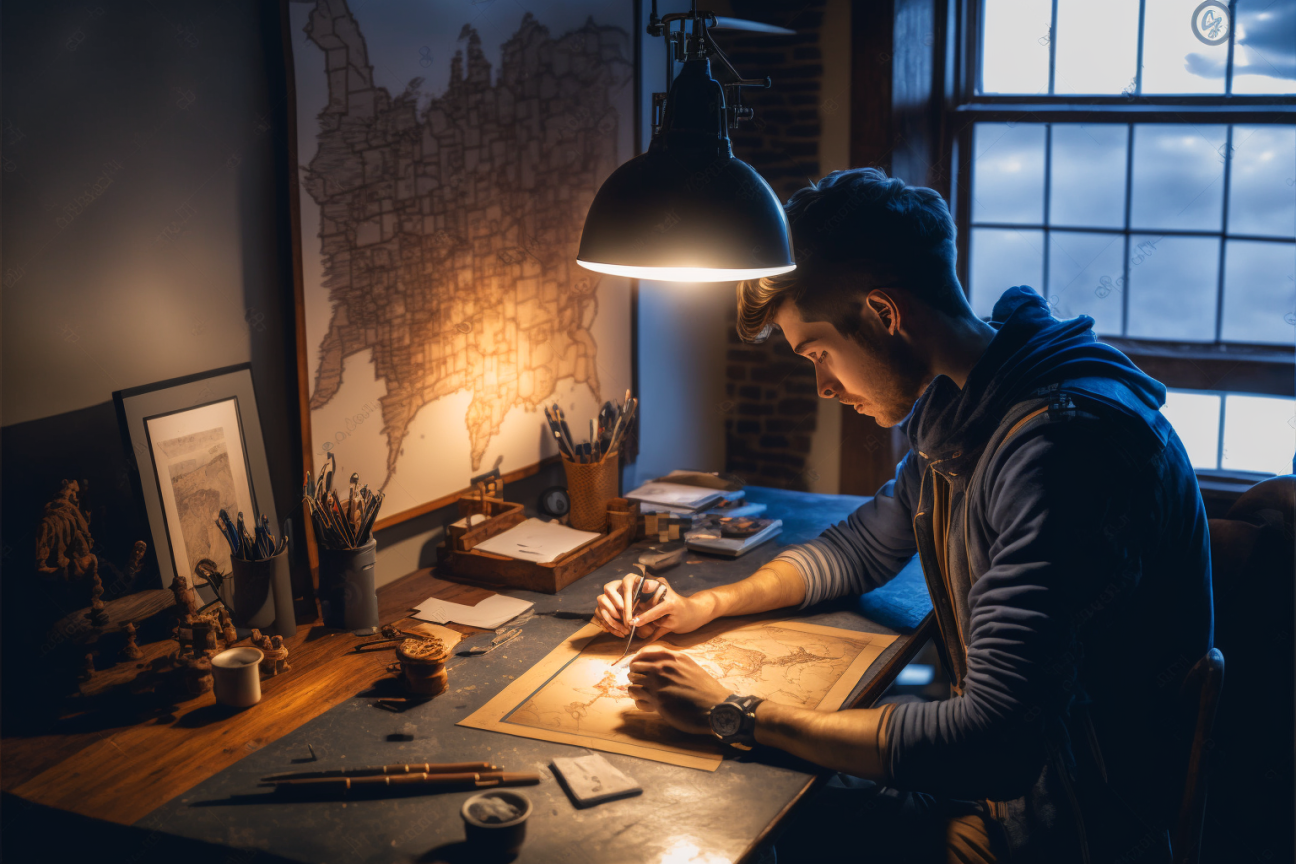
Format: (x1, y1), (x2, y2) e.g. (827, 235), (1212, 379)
(115, 364), (279, 589)
(282, 0), (639, 530)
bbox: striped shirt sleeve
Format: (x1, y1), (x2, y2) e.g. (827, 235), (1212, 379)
(772, 450), (922, 609)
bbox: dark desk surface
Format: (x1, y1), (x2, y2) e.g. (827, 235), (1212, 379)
(33, 487), (934, 864)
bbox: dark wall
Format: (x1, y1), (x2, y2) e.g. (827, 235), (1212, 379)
(1, 0), (300, 712)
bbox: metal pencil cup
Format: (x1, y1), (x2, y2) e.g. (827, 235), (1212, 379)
(318, 537), (379, 631)
(563, 453), (619, 532)
(229, 550), (291, 633)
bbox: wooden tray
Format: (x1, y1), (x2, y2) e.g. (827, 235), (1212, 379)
(437, 497), (640, 594)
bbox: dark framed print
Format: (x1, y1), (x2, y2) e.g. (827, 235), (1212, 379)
(282, 0), (639, 530)
(114, 364), (279, 589)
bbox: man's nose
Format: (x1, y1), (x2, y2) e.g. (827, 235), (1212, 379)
(814, 366), (838, 399)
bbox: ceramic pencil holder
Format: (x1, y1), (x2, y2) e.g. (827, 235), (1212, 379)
(563, 453), (619, 533)
(229, 551), (287, 631)
(317, 537), (378, 632)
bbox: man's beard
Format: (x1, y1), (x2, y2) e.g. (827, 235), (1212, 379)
(842, 336), (929, 428)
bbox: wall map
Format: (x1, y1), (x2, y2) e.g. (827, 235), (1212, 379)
(288, 0), (634, 523)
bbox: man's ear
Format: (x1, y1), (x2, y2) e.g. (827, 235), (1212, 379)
(865, 290), (901, 335)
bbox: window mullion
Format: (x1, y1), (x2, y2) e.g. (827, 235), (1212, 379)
(1216, 393), (1228, 470)
(1215, 125), (1234, 343)
(1122, 123), (1135, 337)
(1134, 0), (1147, 95)
(1225, 0), (1238, 96)
(1048, 0), (1058, 96)
(1043, 124), (1052, 305)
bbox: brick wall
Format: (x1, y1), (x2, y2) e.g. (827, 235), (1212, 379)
(715, 1), (829, 491)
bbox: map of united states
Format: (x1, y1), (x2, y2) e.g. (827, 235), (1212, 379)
(300, 0), (631, 482)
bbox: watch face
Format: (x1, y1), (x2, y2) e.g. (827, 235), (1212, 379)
(710, 703), (744, 737)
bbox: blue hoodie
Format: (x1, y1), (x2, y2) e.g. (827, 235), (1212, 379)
(778, 287), (1213, 863)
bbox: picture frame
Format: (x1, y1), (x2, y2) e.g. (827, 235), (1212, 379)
(114, 364), (279, 590)
(280, 0), (641, 531)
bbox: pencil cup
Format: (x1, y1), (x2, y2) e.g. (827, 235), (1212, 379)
(317, 538), (378, 632)
(563, 453), (619, 532)
(211, 647), (263, 709)
(229, 551), (286, 631)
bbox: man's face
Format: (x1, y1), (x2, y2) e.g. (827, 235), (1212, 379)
(773, 295), (928, 428)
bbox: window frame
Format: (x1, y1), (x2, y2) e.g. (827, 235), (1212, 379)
(946, 1), (1295, 365)
(941, 0), (1295, 481)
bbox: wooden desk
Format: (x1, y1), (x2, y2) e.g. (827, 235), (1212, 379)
(2, 487), (933, 862)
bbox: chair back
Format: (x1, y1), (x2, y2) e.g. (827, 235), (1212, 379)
(1171, 648), (1224, 864)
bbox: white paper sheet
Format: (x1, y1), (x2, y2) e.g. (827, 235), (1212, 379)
(412, 593), (534, 629)
(471, 518), (601, 564)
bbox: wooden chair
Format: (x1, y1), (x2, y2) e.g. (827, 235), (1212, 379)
(1171, 648), (1225, 864)
(1198, 475), (1295, 863)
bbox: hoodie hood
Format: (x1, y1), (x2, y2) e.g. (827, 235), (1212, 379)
(908, 286), (1167, 460)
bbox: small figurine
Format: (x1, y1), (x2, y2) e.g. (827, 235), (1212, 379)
(36, 480), (96, 582)
(86, 569), (109, 627)
(169, 573), (200, 621)
(216, 606), (237, 646)
(79, 652), (96, 681)
(251, 629), (277, 676)
(120, 622), (143, 661)
(269, 635), (291, 675)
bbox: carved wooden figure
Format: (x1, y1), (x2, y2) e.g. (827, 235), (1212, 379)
(79, 653), (96, 681)
(170, 573), (200, 621)
(120, 622), (143, 661)
(36, 480), (96, 582)
(216, 606), (237, 646)
(269, 635), (290, 675)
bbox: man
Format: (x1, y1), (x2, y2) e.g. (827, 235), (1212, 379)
(593, 168), (1212, 863)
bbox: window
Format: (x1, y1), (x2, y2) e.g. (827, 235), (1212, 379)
(953, 0), (1295, 478)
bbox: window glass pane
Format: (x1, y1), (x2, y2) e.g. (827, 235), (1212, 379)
(1222, 394), (1296, 474)
(1161, 390), (1221, 469)
(981, 0), (1052, 94)
(972, 124), (1046, 224)
(1221, 239), (1296, 344)
(1227, 125), (1296, 238)
(1050, 124), (1129, 228)
(1126, 234), (1219, 341)
(1130, 125), (1228, 231)
(1232, 0), (1296, 94)
(970, 228), (1045, 319)
(1047, 231), (1126, 335)
(1054, 0), (1139, 94)
(1141, 0), (1228, 94)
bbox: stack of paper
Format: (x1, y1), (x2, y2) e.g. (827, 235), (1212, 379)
(625, 481), (727, 513)
(472, 518), (601, 564)
(412, 594), (533, 629)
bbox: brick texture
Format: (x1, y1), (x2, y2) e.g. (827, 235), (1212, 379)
(715, 1), (829, 492)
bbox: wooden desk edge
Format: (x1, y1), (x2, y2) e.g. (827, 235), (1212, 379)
(737, 612), (936, 864)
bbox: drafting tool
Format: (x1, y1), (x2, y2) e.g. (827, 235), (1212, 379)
(262, 761), (498, 782)
(617, 565), (655, 662)
(264, 771), (540, 790)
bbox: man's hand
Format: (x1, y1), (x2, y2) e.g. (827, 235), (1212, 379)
(626, 648), (731, 735)
(593, 573), (714, 640)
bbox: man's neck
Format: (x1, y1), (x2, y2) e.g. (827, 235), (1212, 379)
(924, 312), (998, 390)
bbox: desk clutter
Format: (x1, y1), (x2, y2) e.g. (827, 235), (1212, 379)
(437, 493), (640, 594)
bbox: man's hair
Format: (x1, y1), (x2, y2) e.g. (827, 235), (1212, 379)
(736, 168), (963, 343)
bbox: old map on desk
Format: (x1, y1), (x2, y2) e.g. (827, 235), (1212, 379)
(460, 619), (896, 770)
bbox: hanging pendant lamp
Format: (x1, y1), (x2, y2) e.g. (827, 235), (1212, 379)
(576, 9), (795, 283)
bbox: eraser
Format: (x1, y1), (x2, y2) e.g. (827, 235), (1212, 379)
(551, 753), (642, 808)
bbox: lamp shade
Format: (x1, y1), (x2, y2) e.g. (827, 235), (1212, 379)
(577, 56), (795, 283)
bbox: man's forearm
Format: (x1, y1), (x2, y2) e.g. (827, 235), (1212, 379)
(753, 700), (894, 780)
(693, 558), (806, 620)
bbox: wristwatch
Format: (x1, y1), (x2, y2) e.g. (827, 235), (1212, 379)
(708, 694), (764, 746)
